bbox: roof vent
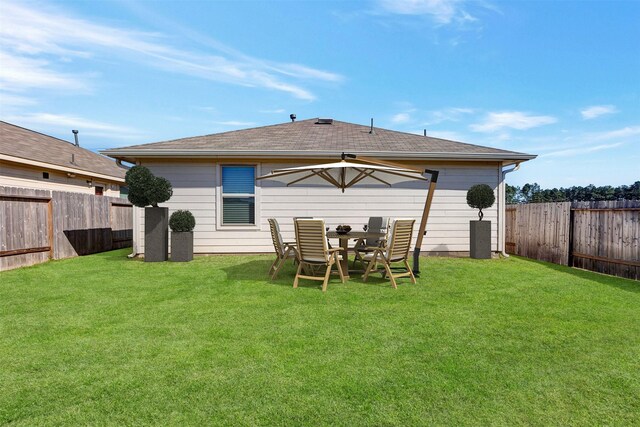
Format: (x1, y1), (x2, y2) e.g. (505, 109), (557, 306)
(316, 118), (333, 125)
(290, 113), (296, 122)
(72, 129), (79, 146)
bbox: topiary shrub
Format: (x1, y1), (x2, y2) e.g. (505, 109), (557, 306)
(125, 165), (173, 208)
(467, 184), (495, 220)
(170, 210), (196, 232)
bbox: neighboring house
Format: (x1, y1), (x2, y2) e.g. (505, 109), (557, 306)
(102, 118), (536, 256)
(0, 121), (126, 197)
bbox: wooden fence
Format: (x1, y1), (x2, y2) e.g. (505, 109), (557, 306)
(1, 186), (132, 271)
(506, 201), (640, 280)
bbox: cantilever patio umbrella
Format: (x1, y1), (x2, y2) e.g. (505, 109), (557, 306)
(256, 153), (439, 276)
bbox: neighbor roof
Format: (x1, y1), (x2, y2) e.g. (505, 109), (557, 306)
(0, 121), (126, 181)
(102, 118), (536, 163)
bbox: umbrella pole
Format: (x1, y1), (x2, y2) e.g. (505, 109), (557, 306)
(413, 169), (439, 277)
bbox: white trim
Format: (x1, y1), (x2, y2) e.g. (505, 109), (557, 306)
(101, 149), (536, 162)
(0, 153), (125, 183)
(215, 163), (261, 231)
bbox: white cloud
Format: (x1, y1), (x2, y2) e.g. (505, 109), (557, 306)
(0, 92), (37, 107)
(0, 1), (342, 100)
(377, 0), (495, 25)
(542, 142), (624, 158)
(580, 105), (618, 120)
(391, 112), (412, 124)
(3, 112), (144, 140)
(470, 111), (557, 132)
(423, 107), (475, 125)
(0, 51), (89, 92)
(593, 126), (640, 140)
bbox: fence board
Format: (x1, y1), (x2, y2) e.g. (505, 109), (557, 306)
(506, 200), (639, 280)
(571, 200), (639, 280)
(1, 186), (132, 271)
(505, 202), (571, 265)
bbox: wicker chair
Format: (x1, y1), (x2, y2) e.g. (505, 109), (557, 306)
(293, 218), (345, 292)
(362, 219), (416, 288)
(268, 218), (297, 280)
(353, 217), (389, 268)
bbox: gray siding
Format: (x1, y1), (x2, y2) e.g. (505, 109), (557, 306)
(135, 161), (501, 255)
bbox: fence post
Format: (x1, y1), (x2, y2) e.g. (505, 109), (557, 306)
(47, 199), (54, 259)
(568, 206), (574, 267)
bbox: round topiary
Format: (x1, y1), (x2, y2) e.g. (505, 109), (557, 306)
(125, 165), (173, 208)
(467, 184), (495, 220)
(170, 210), (196, 232)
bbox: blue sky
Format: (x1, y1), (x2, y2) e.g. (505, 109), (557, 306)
(1, 0), (638, 187)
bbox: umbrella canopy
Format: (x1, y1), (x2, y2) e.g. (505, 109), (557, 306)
(256, 156), (428, 192)
(256, 153), (439, 277)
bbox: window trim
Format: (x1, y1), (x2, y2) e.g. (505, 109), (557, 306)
(216, 163), (261, 230)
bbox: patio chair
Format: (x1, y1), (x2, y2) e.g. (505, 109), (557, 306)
(353, 217), (389, 269)
(293, 218), (345, 292)
(362, 219), (416, 289)
(268, 218), (298, 280)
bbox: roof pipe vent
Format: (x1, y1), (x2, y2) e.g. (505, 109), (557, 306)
(72, 129), (79, 146)
(369, 118), (375, 135)
(290, 113), (296, 122)
(424, 129), (427, 137)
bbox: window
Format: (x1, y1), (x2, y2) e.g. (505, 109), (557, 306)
(119, 186), (129, 199)
(221, 166), (255, 225)
(42, 172), (49, 179)
(95, 186), (104, 196)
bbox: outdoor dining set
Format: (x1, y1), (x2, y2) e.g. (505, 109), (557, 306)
(268, 216), (416, 292)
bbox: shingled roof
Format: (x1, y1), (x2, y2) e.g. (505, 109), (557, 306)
(1, 121), (126, 181)
(102, 118), (535, 162)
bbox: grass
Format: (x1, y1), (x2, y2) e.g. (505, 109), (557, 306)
(1, 249), (639, 426)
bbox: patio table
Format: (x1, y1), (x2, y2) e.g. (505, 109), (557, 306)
(327, 230), (386, 279)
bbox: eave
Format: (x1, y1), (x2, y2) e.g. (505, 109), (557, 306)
(1, 153), (126, 183)
(100, 149), (537, 165)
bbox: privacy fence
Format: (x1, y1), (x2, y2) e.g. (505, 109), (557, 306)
(0, 186), (132, 271)
(505, 201), (640, 280)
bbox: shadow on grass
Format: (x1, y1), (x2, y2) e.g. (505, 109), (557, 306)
(515, 256), (640, 293)
(220, 258), (396, 291)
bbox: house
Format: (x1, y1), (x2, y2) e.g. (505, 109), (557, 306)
(0, 121), (126, 197)
(102, 118), (536, 256)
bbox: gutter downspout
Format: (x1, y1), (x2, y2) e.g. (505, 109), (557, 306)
(500, 163), (520, 258)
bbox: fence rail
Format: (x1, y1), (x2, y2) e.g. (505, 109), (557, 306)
(506, 200), (640, 280)
(1, 186), (132, 271)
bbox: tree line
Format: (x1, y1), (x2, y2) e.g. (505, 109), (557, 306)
(506, 181), (640, 204)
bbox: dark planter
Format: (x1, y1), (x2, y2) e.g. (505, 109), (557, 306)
(171, 231), (193, 262)
(470, 220), (492, 259)
(145, 207), (168, 262)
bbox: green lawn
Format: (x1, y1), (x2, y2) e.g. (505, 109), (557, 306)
(1, 249), (638, 426)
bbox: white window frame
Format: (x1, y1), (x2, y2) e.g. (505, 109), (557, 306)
(216, 163), (261, 230)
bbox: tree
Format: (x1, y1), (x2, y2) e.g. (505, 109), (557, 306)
(467, 184), (495, 220)
(506, 180), (640, 203)
(506, 184), (520, 204)
(125, 166), (173, 208)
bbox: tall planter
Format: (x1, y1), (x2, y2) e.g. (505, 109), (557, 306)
(171, 231), (193, 262)
(145, 207), (169, 262)
(469, 220), (491, 259)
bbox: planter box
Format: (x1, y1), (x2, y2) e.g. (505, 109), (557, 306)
(171, 231), (193, 262)
(470, 220), (491, 259)
(145, 207), (168, 262)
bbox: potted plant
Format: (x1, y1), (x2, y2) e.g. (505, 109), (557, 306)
(125, 165), (173, 262)
(170, 210), (196, 262)
(466, 184), (495, 259)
